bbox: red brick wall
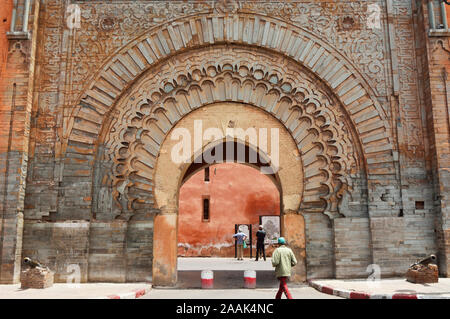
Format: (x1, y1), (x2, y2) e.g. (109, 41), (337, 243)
(0, 0), (40, 283)
(0, 1), (12, 74)
(447, 5), (450, 26)
(428, 44), (450, 276)
(178, 163), (280, 257)
(421, 1), (450, 276)
(0, 0), (12, 154)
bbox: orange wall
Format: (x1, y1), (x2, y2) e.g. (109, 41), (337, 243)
(178, 163), (280, 257)
(0, 0), (12, 76)
(447, 5), (450, 26)
(0, 0), (12, 155)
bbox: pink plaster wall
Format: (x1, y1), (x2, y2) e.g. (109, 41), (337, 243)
(447, 5), (450, 25)
(178, 163), (280, 257)
(0, 0), (12, 77)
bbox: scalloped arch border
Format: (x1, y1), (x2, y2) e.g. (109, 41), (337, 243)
(65, 12), (395, 179)
(96, 50), (364, 219)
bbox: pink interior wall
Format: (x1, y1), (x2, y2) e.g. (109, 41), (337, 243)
(178, 163), (280, 257)
(447, 5), (450, 26)
(0, 0), (12, 75)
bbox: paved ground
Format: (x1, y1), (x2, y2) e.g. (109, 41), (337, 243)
(6, 258), (447, 299)
(0, 283), (150, 299)
(177, 270), (282, 289)
(177, 257), (279, 289)
(142, 287), (342, 299)
(311, 278), (450, 298)
(0, 282), (338, 299)
(178, 257), (273, 271)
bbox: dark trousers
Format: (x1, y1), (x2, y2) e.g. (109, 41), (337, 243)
(255, 242), (266, 261)
(276, 277), (292, 299)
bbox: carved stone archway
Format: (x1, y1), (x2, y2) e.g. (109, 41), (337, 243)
(87, 45), (371, 285)
(94, 45), (367, 222)
(61, 12), (398, 285)
(151, 102), (306, 285)
(66, 13), (395, 184)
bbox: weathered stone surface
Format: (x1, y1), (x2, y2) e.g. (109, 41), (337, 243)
(406, 264), (439, 284)
(333, 218), (372, 279)
(282, 213), (306, 282)
(22, 221), (90, 283)
(0, 0), (448, 285)
(20, 267), (54, 289)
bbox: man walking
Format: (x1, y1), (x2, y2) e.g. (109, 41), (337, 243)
(272, 237), (297, 299)
(233, 229), (247, 260)
(255, 225), (266, 261)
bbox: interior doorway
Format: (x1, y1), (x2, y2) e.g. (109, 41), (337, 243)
(176, 159), (282, 288)
(177, 162), (281, 259)
(151, 102), (306, 286)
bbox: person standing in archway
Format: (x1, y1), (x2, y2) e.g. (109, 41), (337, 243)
(272, 237), (297, 299)
(233, 229), (247, 261)
(255, 225), (266, 261)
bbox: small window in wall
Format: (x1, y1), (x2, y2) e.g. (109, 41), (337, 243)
(415, 201), (425, 210)
(203, 197), (210, 221)
(204, 167), (210, 182)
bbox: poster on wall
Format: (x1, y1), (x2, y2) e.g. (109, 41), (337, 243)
(237, 224), (250, 238)
(260, 216), (280, 244)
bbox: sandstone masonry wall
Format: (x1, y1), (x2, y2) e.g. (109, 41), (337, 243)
(0, 0), (448, 283)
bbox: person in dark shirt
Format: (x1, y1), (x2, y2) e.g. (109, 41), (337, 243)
(255, 225), (266, 261)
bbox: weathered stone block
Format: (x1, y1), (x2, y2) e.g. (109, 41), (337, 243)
(406, 264), (439, 284)
(333, 218), (371, 278)
(20, 268), (54, 289)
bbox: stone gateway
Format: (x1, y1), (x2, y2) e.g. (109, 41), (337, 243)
(0, 0), (449, 286)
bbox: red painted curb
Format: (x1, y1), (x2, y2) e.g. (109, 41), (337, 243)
(134, 289), (146, 298)
(107, 295), (120, 299)
(349, 292), (370, 299)
(309, 280), (429, 299)
(321, 286), (334, 295)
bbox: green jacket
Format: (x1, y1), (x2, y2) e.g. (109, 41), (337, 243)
(272, 245), (297, 278)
